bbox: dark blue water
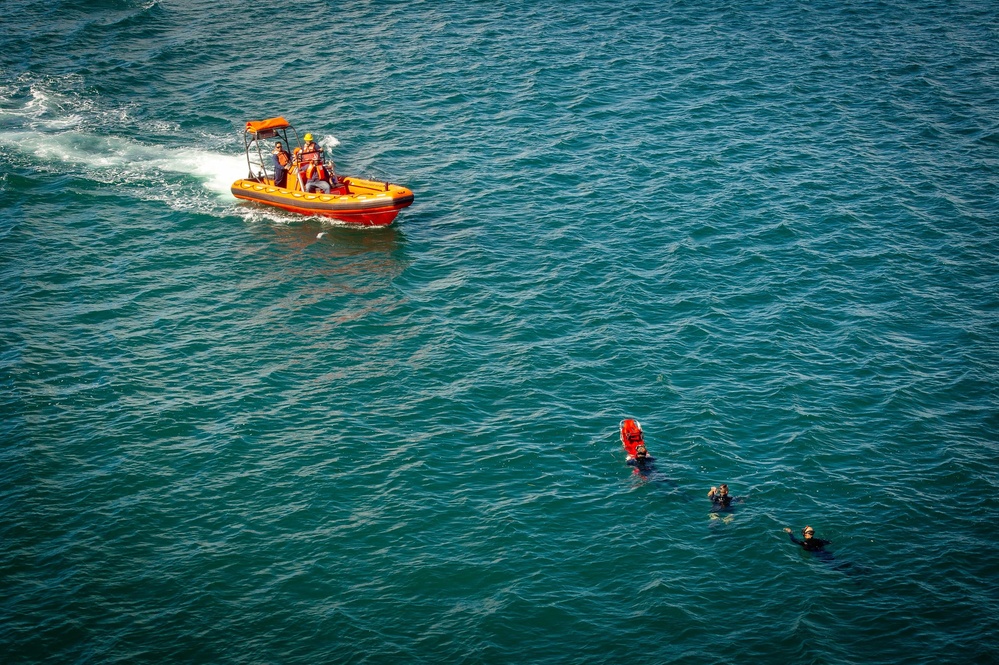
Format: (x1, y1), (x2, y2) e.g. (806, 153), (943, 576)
(2, 1), (998, 663)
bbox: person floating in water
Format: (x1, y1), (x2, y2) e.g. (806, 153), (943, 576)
(783, 524), (861, 575)
(783, 525), (830, 552)
(708, 484), (732, 509)
(627, 443), (654, 470)
(707, 484), (741, 522)
(620, 419), (656, 475)
(616, 422), (682, 492)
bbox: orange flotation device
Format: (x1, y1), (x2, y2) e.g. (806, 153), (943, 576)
(620, 419), (644, 457)
(305, 161), (327, 181)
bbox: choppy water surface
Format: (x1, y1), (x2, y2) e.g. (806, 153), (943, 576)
(2, 1), (998, 663)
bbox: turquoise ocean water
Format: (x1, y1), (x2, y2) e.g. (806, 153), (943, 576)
(2, 1), (998, 662)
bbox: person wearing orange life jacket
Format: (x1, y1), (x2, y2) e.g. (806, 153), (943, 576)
(300, 132), (322, 164)
(271, 142), (291, 188)
(304, 158), (332, 194)
(299, 132), (341, 194)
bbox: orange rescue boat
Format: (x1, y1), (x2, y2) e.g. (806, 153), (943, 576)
(230, 117), (414, 226)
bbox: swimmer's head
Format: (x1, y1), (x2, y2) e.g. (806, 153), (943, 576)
(719, 484), (728, 494)
(635, 444), (647, 458)
(803, 526), (815, 538)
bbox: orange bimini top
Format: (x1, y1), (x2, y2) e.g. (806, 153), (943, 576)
(620, 419), (644, 457)
(245, 117), (291, 134)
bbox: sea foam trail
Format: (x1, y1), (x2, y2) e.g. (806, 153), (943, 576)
(0, 81), (243, 202)
(0, 78), (346, 209)
(0, 129), (244, 198)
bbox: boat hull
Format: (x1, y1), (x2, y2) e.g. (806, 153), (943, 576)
(231, 177), (414, 226)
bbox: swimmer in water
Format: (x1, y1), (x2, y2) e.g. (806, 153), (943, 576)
(783, 526), (830, 552)
(627, 443), (653, 470)
(707, 484), (741, 522)
(708, 484), (732, 509)
(784, 525), (865, 577)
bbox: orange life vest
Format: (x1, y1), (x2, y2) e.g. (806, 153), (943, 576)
(302, 142), (321, 163)
(274, 150), (290, 167)
(306, 162), (327, 181)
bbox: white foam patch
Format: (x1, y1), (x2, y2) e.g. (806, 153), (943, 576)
(319, 135), (341, 153)
(156, 149), (246, 196)
(40, 114), (86, 130)
(238, 208), (296, 225)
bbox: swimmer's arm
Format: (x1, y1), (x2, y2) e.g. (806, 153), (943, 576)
(783, 528), (802, 545)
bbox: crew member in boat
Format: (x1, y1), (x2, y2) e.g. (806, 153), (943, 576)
(297, 132), (338, 194)
(301, 133), (322, 163)
(304, 158), (333, 194)
(271, 142), (291, 188)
